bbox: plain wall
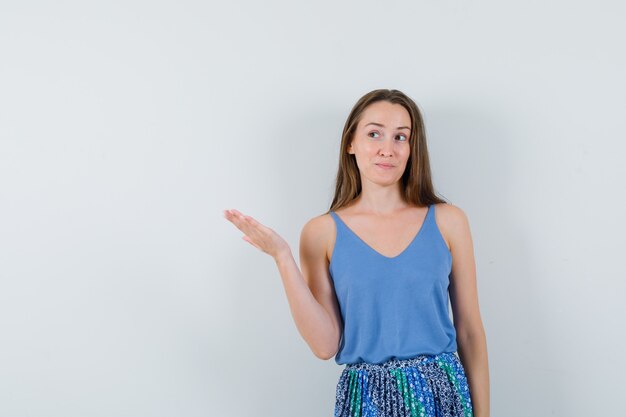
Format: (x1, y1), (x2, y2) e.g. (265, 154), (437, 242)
(1, 1), (625, 416)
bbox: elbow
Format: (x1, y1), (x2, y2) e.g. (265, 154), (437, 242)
(312, 339), (340, 361)
(314, 348), (338, 361)
(312, 324), (342, 360)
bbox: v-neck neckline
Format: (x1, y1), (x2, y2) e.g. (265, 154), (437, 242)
(332, 205), (432, 260)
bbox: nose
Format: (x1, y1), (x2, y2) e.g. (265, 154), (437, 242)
(379, 136), (394, 156)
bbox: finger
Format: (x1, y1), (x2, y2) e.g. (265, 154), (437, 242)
(226, 211), (266, 241)
(234, 213), (253, 227)
(224, 210), (237, 222)
(226, 210), (251, 229)
(235, 214), (265, 236)
(238, 212), (259, 227)
(223, 209), (242, 221)
(230, 209), (246, 218)
(240, 215), (267, 234)
(225, 214), (247, 230)
(223, 209), (240, 220)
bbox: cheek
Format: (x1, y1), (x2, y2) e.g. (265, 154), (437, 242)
(360, 141), (378, 152)
(391, 143), (407, 156)
(399, 148), (412, 167)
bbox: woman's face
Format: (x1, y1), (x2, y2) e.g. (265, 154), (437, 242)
(348, 100), (412, 187)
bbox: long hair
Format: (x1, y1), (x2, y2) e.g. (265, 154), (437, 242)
(327, 89), (448, 213)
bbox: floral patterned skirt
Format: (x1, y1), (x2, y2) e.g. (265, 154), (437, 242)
(334, 351), (473, 417)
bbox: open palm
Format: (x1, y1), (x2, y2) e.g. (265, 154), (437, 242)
(223, 209), (290, 259)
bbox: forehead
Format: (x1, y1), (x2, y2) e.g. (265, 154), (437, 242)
(359, 101), (411, 127)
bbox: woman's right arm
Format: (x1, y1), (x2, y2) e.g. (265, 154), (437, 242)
(274, 215), (343, 360)
(224, 209), (342, 360)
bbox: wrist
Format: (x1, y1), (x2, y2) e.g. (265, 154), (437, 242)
(274, 249), (293, 265)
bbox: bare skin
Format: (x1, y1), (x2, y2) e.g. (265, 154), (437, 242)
(223, 207), (343, 359)
(224, 100), (490, 417)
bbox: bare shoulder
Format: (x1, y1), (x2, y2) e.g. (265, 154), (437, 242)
(299, 213), (344, 359)
(299, 212), (336, 265)
(433, 203), (471, 251)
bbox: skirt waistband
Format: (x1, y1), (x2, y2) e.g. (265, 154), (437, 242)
(344, 351), (459, 372)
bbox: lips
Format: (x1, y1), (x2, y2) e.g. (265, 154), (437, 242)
(376, 163), (395, 167)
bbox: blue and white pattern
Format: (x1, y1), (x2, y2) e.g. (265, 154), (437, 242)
(334, 351), (473, 417)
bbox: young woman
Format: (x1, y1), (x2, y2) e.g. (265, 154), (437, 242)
(224, 89), (490, 417)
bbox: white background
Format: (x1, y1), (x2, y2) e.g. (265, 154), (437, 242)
(1, 1), (625, 416)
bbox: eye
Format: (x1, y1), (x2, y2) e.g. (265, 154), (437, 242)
(396, 134), (408, 141)
(368, 131), (380, 138)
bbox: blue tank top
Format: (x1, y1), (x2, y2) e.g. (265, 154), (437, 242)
(328, 204), (457, 365)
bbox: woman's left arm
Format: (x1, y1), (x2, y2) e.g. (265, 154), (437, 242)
(439, 203), (490, 417)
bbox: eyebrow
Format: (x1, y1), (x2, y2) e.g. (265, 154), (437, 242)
(364, 122), (411, 131)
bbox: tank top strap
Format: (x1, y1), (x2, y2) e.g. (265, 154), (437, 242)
(424, 203), (435, 228)
(330, 209), (357, 251)
(329, 210), (345, 237)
